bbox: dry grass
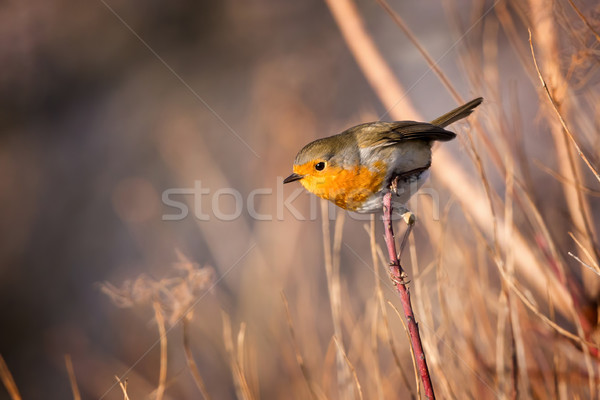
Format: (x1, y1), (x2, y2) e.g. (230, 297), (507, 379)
(0, 355), (21, 400)
(2, 0), (600, 399)
(64, 354), (81, 400)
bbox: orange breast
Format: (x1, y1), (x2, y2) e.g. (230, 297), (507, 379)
(294, 161), (386, 210)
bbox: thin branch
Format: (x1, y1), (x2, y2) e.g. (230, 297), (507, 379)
(222, 312), (254, 400)
(64, 355), (81, 400)
(182, 318), (212, 399)
(529, 30), (600, 184)
(568, 252), (600, 276)
(388, 301), (421, 400)
(333, 336), (364, 400)
(320, 201), (353, 399)
(534, 159), (600, 196)
(568, 231), (600, 272)
(382, 192), (435, 399)
(375, 0), (461, 101)
(280, 292), (324, 400)
(495, 256), (599, 352)
(567, 0), (600, 43)
(0, 355), (21, 400)
(153, 302), (168, 400)
(114, 376), (130, 400)
(366, 219), (415, 397)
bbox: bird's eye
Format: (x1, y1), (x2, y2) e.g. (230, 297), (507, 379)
(315, 162), (326, 171)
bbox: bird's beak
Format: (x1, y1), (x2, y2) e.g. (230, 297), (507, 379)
(283, 173), (303, 184)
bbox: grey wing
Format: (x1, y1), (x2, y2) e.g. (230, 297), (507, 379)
(356, 121), (456, 148)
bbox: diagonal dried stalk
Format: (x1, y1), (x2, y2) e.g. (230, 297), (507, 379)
(528, 29), (600, 353)
(322, 0), (419, 119)
(222, 312), (254, 400)
(115, 376), (130, 400)
(387, 300), (421, 400)
(566, 0), (600, 44)
(0, 355), (21, 400)
(366, 217), (386, 400)
(64, 355), (82, 400)
(333, 336), (364, 400)
(182, 318), (212, 400)
(320, 200), (354, 399)
(528, 31), (600, 184)
(153, 302), (168, 400)
(569, 252), (600, 277)
(382, 192), (435, 399)
(281, 292), (325, 400)
(528, 0), (600, 289)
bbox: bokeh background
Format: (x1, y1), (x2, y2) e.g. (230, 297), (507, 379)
(2, 0), (600, 399)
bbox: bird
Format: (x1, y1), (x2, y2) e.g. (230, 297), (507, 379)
(283, 98), (482, 215)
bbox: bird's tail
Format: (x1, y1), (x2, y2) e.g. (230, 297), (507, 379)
(430, 97), (483, 128)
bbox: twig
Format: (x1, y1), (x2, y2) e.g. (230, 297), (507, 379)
(495, 254), (599, 352)
(153, 302), (168, 400)
(0, 355), (21, 400)
(568, 252), (600, 277)
(534, 160), (600, 196)
(566, 0), (600, 44)
(182, 318), (212, 399)
(115, 376), (130, 400)
(280, 292), (324, 400)
(367, 217), (386, 400)
(503, 158), (523, 399)
(323, 0), (420, 118)
(333, 336), (364, 400)
(495, 292), (511, 397)
(222, 312), (254, 400)
(568, 231), (600, 273)
(367, 219), (416, 398)
(64, 354), (81, 400)
(528, 30), (600, 184)
(320, 201), (353, 399)
(388, 301), (421, 399)
(382, 192), (435, 399)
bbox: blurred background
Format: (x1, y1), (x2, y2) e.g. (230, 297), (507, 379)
(1, 0), (600, 398)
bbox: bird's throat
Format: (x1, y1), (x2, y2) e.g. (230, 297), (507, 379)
(297, 161), (386, 211)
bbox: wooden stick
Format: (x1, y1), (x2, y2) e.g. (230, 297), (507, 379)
(382, 192), (435, 399)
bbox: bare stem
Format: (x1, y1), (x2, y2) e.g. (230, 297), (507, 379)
(115, 376), (130, 400)
(153, 302), (167, 400)
(183, 318), (212, 400)
(64, 354), (81, 400)
(528, 30), (600, 184)
(382, 192), (435, 399)
(0, 355), (21, 400)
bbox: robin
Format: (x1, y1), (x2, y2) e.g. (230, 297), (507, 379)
(283, 98), (482, 215)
